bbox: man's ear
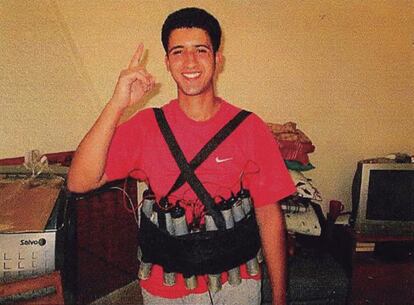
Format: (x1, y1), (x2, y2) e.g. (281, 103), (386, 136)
(215, 51), (224, 74)
(215, 51), (223, 66)
(165, 55), (170, 72)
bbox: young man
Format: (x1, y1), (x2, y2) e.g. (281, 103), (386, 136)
(68, 7), (295, 305)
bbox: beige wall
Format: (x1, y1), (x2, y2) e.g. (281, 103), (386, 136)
(1, 0), (413, 211)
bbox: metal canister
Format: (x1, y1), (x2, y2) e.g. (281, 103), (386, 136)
(171, 201), (197, 290)
(138, 189), (156, 280)
(230, 194), (245, 222)
(171, 202), (188, 236)
(256, 248), (264, 264)
(163, 272), (176, 287)
(237, 188), (260, 275)
(237, 186), (252, 216)
(159, 197), (175, 235)
(138, 231), (156, 280)
(205, 213), (222, 292)
(138, 261), (152, 280)
(220, 197), (235, 230)
(220, 197), (241, 286)
(159, 198), (176, 286)
(233, 194), (260, 276)
(142, 188), (155, 218)
(246, 254), (260, 276)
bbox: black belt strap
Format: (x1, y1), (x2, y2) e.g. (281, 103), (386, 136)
(153, 108), (251, 231)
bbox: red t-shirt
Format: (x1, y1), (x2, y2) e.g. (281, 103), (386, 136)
(105, 98), (295, 298)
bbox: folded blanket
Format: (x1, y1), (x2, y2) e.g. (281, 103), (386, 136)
(267, 122), (315, 164)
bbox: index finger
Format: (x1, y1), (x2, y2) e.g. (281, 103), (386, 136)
(128, 43), (144, 68)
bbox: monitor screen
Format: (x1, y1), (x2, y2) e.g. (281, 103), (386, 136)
(366, 170), (414, 221)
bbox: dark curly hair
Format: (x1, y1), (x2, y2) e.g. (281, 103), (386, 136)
(161, 7), (222, 54)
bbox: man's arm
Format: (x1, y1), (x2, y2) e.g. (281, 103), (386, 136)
(255, 202), (287, 305)
(67, 43), (155, 193)
(67, 101), (125, 193)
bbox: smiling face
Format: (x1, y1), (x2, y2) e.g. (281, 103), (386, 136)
(165, 28), (222, 99)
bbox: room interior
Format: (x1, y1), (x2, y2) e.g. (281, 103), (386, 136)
(1, 1), (413, 304)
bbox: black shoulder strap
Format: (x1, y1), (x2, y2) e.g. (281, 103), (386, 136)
(166, 109), (251, 196)
(154, 108), (225, 230)
(153, 108), (251, 230)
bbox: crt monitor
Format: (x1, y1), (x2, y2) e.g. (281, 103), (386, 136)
(351, 160), (414, 237)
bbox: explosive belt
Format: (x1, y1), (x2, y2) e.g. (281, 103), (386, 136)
(138, 108), (262, 277)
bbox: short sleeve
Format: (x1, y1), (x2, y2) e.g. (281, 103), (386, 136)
(244, 114), (296, 207)
(104, 110), (148, 181)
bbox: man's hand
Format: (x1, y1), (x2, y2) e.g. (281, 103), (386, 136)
(111, 43), (156, 111)
(68, 44), (155, 193)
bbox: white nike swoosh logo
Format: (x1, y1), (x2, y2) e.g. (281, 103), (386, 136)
(215, 157), (233, 163)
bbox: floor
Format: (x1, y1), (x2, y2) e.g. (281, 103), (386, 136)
(89, 281), (143, 305)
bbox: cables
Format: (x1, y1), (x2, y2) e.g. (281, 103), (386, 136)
(109, 185), (139, 228)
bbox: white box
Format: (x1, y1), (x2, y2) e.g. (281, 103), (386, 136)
(0, 193), (68, 282)
(0, 166), (73, 284)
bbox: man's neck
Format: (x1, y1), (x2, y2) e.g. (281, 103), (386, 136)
(178, 92), (220, 122)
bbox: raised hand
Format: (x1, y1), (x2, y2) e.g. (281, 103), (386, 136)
(111, 43), (155, 111)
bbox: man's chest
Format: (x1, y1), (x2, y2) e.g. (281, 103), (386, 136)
(140, 131), (249, 198)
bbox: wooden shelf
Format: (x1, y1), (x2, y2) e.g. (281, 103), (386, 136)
(342, 226), (414, 305)
(352, 231), (414, 243)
